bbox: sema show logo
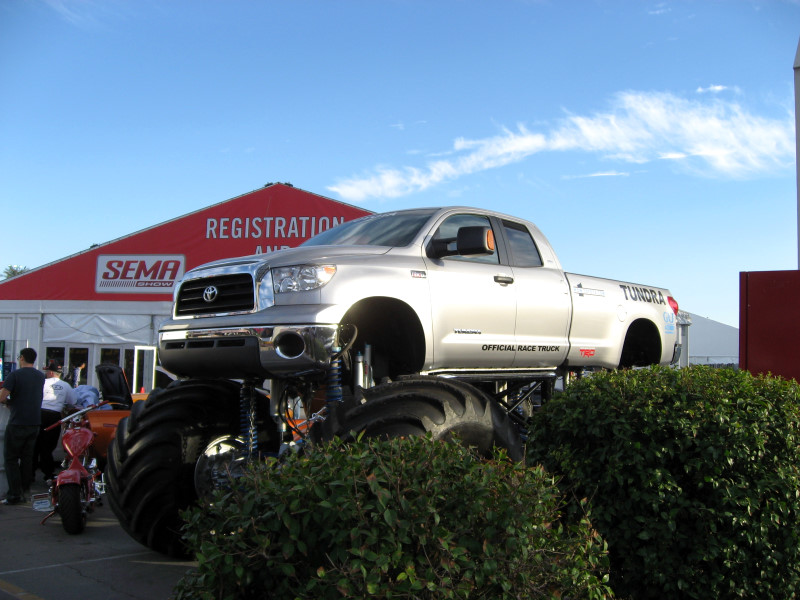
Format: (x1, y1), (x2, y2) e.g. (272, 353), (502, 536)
(96, 254), (185, 294)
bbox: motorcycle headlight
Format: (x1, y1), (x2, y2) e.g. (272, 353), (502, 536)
(272, 265), (336, 293)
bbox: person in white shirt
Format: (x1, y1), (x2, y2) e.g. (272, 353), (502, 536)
(33, 361), (77, 482)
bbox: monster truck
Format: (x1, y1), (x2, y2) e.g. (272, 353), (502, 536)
(105, 206), (681, 556)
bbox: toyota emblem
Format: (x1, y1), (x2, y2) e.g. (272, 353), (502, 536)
(203, 285), (219, 303)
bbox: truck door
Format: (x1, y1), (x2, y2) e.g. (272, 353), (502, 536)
(423, 213), (517, 369)
(499, 219), (571, 368)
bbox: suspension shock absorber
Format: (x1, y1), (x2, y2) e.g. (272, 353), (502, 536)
(327, 346), (343, 404)
(239, 379), (259, 458)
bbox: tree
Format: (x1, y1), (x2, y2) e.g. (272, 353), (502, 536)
(3, 265), (29, 279)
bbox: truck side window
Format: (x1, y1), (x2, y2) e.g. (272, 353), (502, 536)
(503, 220), (543, 267)
(431, 214), (499, 264)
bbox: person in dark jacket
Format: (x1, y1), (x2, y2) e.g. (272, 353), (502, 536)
(0, 348), (45, 505)
(66, 361), (86, 388)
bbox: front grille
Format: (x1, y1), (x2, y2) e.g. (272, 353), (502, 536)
(176, 274), (255, 316)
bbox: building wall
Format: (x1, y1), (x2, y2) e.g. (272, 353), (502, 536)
(0, 299), (172, 388)
(685, 312), (739, 367)
(740, 270), (800, 381)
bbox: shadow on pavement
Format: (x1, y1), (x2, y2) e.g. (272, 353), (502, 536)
(0, 475), (195, 600)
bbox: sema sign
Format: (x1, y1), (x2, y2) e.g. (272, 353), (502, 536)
(96, 255), (185, 294)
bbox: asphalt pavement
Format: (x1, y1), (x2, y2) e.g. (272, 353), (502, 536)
(0, 475), (195, 600)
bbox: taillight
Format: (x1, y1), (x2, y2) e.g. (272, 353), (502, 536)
(668, 296), (679, 315)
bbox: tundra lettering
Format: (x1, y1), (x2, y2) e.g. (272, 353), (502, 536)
(619, 284), (666, 305)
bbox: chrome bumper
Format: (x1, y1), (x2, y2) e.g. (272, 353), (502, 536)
(158, 324), (339, 379)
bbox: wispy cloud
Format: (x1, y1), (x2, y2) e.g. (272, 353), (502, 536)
(43, 0), (88, 24)
(42, 0), (130, 29)
(696, 84), (742, 95)
(563, 171), (631, 180)
(696, 85), (728, 94)
(328, 90), (794, 202)
(648, 3), (671, 16)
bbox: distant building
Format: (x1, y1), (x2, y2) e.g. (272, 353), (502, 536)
(685, 313), (738, 368)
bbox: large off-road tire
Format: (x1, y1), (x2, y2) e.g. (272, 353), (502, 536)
(105, 379), (241, 557)
(59, 483), (86, 535)
(314, 376), (524, 460)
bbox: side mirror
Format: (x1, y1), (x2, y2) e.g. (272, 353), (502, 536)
(457, 226), (495, 256)
(427, 226), (495, 259)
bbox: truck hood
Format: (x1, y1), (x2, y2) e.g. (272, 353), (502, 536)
(186, 245), (392, 275)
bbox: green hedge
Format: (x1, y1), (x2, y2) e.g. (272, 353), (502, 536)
(526, 366), (800, 599)
(174, 436), (612, 600)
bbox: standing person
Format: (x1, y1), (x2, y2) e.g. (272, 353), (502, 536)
(66, 361), (86, 387)
(0, 348), (45, 505)
(34, 361), (77, 482)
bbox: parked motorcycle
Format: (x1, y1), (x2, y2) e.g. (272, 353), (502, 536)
(32, 402), (119, 534)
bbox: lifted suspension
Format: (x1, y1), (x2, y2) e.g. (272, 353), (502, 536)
(239, 378), (260, 458)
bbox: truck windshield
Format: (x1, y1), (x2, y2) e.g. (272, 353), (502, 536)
(302, 209), (438, 247)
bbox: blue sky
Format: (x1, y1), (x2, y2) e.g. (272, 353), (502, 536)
(1, 0), (798, 327)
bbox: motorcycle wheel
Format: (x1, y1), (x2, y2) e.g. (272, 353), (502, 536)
(105, 379), (241, 557)
(59, 483), (86, 535)
(315, 376), (524, 460)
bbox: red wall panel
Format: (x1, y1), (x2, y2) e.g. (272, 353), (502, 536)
(740, 270), (800, 382)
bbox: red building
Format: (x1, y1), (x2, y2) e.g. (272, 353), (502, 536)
(0, 184), (371, 390)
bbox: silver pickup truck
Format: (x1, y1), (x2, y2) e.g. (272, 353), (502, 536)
(106, 206), (681, 556)
(158, 206), (680, 378)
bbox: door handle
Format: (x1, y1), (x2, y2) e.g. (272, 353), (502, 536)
(494, 275), (514, 285)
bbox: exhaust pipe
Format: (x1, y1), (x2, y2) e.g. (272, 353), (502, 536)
(274, 331), (306, 359)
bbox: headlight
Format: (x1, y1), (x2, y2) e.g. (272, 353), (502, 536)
(257, 270), (275, 308)
(272, 265), (336, 293)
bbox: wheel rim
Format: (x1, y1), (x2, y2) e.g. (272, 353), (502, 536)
(194, 435), (249, 500)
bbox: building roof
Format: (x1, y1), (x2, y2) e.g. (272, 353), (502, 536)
(0, 184), (371, 302)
